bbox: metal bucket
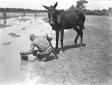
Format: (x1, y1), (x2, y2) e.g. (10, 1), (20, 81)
(20, 55), (28, 60)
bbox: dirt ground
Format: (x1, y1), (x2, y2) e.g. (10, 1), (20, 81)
(19, 15), (112, 85)
(0, 15), (112, 85)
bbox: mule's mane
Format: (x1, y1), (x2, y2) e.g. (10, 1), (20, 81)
(55, 9), (81, 15)
(55, 9), (64, 14)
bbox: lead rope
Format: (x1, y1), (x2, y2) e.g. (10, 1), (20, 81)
(45, 28), (53, 40)
(51, 29), (53, 39)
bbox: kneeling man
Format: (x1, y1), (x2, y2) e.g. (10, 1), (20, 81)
(20, 34), (58, 61)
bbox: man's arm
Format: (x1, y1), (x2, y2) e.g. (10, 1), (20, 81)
(30, 43), (40, 56)
(29, 43), (35, 52)
(20, 43), (36, 55)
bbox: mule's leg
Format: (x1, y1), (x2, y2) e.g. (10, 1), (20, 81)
(55, 30), (59, 50)
(73, 26), (80, 46)
(79, 26), (83, 47)
(60, 28), (64, 53)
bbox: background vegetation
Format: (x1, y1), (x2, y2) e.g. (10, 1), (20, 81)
(0, 0), (112, 16)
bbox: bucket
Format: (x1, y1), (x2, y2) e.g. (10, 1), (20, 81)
(20, 54), (28, 60)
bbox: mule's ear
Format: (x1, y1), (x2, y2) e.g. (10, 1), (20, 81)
(43, 5), (49, 9)
(53, 2), (58, 9)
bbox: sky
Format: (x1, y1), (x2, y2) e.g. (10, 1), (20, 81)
(0, 0), (112, 10)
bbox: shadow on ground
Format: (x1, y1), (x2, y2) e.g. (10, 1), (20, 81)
(43, 55), (57, 62)
(55, 43), (87, 54)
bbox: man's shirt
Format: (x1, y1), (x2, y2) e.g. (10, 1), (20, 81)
(30, 36), (52, 55)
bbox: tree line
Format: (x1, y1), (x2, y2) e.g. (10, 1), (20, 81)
(0, 8), (46, 13)
(0, 0), (111, 16)
(68, 5), (111, 15)
(68, 0), (112, 16)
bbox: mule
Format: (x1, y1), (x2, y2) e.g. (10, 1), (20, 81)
(43, 2), (86, 53)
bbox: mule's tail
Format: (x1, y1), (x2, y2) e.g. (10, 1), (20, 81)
(80, 12), (86, 30)
(82, 14), (86, 30)
(82, 25), (85, 30)
(79, 23), (85, 30)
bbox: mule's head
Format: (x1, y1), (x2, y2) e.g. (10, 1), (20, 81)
(43, 2), (58, 27)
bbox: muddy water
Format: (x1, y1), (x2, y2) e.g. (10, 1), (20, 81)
(0, 16), (52, 85)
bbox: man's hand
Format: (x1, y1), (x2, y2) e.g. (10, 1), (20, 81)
(32, 50), (38, 56)
(20, 51), (26, 55)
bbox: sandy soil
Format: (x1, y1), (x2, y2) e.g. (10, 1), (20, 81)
(0, 15), (112, 85)
(25, 16), (112, 85)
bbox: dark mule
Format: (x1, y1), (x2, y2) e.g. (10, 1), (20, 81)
(43, 2), (86, 53)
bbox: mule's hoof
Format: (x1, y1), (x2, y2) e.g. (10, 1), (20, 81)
(74, 44), (77, 47)
(55, 48), (58, 51)
(74, 41), (77, 45)
(80, 44), (83, 48)
(60, 50), (63, 53)
(54, 56), (58, 59)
